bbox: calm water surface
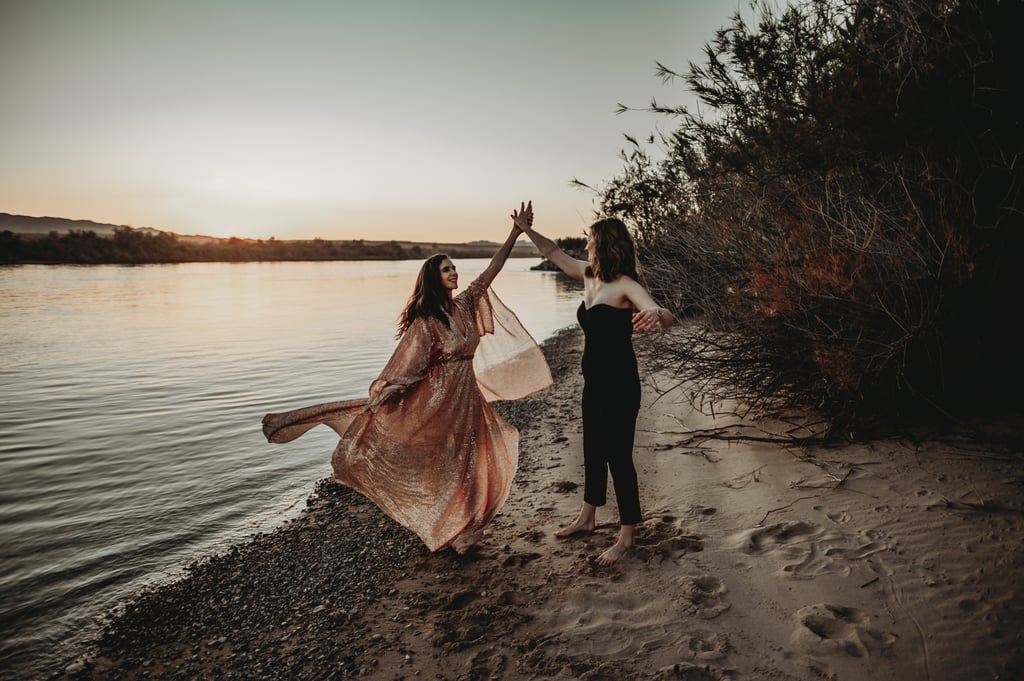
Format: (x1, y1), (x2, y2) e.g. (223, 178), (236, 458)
(0, 259), (582, 679)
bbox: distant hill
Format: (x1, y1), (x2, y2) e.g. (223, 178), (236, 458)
(0, 213), (165, 237)
(0, 212), (540, 263)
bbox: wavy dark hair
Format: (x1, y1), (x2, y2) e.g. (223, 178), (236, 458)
(398, 253), (453, 337)
(586, 218), (639, 282)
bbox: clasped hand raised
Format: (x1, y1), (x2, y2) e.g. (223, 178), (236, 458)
(511, 200), (533, 233)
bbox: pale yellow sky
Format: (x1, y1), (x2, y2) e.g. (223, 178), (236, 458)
(0, 0), (743, 241)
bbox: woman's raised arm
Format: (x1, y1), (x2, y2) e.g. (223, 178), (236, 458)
(475, 202), (528, 288)
(517, 202), (588, 282)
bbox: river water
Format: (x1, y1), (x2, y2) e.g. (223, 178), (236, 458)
(0, 258), (582, 679)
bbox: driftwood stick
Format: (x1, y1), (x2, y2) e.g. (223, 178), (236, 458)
(756, 495), (820, 526)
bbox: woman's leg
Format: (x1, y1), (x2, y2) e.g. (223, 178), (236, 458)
(554, 501), (598, 537)
(555, 384), (604, 538)
(580, 383), (609, 510)
(597, 382), (641, 565)
(557, 382), (602, 536)
(596, 523), (635, 566)
(606, 409), (641, 526)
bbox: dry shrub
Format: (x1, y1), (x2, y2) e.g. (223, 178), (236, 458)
(596, 0), (1023, 432)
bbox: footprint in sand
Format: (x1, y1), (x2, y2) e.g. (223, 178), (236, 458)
(742, 520), (821, 555)
(793, 603), (896, 658)
(516, 529), (545, 544)
(824, 540), (886, 561)
(466, 650), (506, 677)
(635, 520), (704, 562)
(813, 504), (850, 524)
(674, 505), (718, 523)
(501, 552), (542, 568)
(826, 511), (851, 524)
(679, 629), (730, 661)
(655, 535), (705, 560)
(679, 575), (731, 619)
(739, 521), (889, 579)
(444, 589), (480, 611)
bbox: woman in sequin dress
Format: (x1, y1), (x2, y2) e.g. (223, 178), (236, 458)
(262, 202), (551, 554)
(519, 215), (674, 565)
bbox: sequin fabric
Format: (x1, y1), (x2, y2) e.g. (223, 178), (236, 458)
(262, 278), (552, 551)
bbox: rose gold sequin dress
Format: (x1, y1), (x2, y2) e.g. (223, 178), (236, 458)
(262, 278), (552, 551)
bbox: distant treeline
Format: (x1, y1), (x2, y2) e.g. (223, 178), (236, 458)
(530, 236), (587, 270)
(0, 228), (531, 264)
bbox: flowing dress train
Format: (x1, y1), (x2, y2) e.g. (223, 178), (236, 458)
(262, 277), (552, 551)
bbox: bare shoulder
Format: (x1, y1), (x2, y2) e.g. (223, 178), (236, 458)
(613, 274), (645, 294)
(615, 275), (659, 309)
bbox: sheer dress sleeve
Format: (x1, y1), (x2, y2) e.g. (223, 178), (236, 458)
(462, 277), (553, 402)
(262, 317), (436, 443)
(368, 316), (435, 409)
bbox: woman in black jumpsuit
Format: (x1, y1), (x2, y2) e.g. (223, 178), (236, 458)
(519, 205), (674, 565)
(578, 303), (643, 526)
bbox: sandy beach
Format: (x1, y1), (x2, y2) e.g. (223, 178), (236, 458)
(54, 327), (1024, 681)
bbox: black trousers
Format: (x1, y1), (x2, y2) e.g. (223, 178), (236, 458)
(581, 376), (642, 525)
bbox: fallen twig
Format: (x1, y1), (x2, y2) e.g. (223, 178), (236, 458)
(724, 465), (766, 490)
(756, 495), (820, 526)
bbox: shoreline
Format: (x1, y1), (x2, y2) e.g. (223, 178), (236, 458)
(54, 327), (1024, 680)
(50, 327), (584, 681)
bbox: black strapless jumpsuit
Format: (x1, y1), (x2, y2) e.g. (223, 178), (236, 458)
(577, 302), (643, 525)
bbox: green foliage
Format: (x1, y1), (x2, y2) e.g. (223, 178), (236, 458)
(556, 236), (587, 260)
(556, 236), (587, 252)
(602, 0), (1024, 429)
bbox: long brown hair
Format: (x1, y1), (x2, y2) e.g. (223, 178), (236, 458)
(398, 253), (453, 336)
(586, 218), (639, 282)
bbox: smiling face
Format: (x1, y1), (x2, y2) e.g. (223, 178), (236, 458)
(439, 258), (458, 292)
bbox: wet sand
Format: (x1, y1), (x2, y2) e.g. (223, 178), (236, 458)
(55, 327), (1024, 680)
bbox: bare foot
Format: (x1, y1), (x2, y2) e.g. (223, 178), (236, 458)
(595, 540), (632, 566)
(451, 530), (482, 555)
(554, 516), (595, 538)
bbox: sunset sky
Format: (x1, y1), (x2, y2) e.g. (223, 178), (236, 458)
(1, 1), (742, 242)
